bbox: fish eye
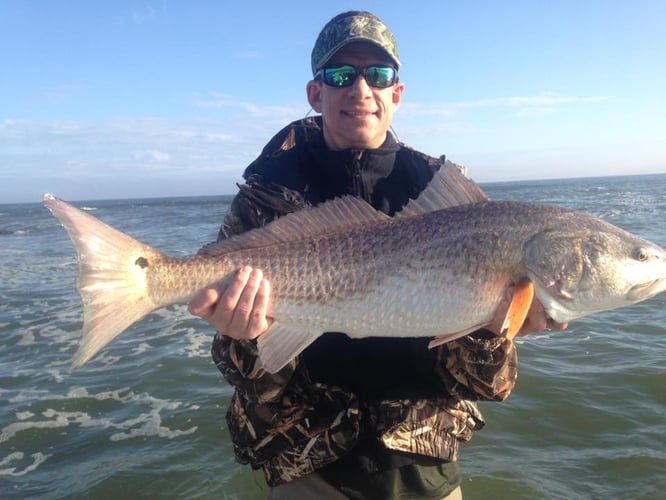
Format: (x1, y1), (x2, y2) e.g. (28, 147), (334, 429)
(632, 247), (649, 262)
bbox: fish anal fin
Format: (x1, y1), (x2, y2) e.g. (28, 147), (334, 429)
(428, 326), (484, 348)
(257, 322), (321, 374)
(501, 279), (535, 340)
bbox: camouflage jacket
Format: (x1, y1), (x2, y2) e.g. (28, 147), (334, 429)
(212, 117), (518, 486)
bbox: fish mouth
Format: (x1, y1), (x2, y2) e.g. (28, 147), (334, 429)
(628, 278), (666, 301)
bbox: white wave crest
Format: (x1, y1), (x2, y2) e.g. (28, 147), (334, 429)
(2, 387), (198, 447)
(0, 451), (50, 476)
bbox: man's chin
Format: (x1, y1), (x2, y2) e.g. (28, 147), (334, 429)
(346, 134), (386, 149)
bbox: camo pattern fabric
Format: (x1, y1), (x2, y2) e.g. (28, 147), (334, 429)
(212, 333), (512, 486)
(440, 334), (518, 402)
(213, 336), (362, 486)
(311, 10), (401, 74)
(366, 398), (485, 462)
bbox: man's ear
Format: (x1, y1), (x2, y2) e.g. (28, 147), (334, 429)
(306, 80), (323, 112)
(392, 82), (405, 107)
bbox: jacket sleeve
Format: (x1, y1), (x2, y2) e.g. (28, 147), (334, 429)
(211, 335), (298, 404)
(218, 176), (308, 239)
(435, 330), (518, 402)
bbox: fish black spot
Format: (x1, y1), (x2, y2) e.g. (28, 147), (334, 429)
(135, 256), (149, 269)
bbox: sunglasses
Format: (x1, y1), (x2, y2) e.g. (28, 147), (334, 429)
(314, 64), (398, 89)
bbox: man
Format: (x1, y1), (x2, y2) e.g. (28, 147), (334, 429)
(189, 11), (566, 499)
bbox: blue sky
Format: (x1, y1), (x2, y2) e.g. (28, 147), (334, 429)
(1, 1), (664, 203)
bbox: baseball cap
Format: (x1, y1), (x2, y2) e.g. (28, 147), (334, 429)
(311, 11), (401, 75)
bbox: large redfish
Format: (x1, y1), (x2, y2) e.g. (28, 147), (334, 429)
(43, 166), (666, 373)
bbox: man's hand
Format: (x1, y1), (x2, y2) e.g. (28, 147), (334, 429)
(486, 284), (568, 337)
(188, 266), (271, 340)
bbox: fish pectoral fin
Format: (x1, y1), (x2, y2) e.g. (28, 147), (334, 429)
(428, 326), (482, 348)
(257, 322), (320, 374)
(428, 279), (536, 348)
(501, 278), (535, 340)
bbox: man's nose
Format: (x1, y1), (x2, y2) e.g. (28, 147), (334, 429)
(348, 72), (373, 97)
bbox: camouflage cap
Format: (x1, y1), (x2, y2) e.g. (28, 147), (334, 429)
(311, 11), (401, 75)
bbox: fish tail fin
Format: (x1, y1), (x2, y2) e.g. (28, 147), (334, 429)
(43, 194), (164, 371)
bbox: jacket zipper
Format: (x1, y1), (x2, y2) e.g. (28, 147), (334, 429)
(351, 150), (365, 199)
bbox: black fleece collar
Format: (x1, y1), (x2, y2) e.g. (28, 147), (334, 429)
(305, 127), (401, 203)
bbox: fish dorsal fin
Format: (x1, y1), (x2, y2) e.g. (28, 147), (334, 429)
(200, 159), (486, 256)
(396, 160), (488, 218)
(199, 195), (390, 256)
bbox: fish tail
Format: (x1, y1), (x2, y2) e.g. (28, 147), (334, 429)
(43, 194), (164, 371)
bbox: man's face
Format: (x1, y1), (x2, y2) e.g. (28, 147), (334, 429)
(307, 42), (405, 150)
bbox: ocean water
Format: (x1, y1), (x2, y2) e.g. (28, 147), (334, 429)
(1, 174), (665, 499)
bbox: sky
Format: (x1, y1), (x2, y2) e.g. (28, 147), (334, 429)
(1, 0), (665, 203)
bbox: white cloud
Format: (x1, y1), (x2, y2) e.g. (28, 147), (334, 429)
(2, 93), (660, 204)
(0, 103), (296, 202)
(400, 93), (610, 119)
(113, 4), (163, 26)
(205, 133), (237, 143)
(453, 94), (610, 109)
(192, 92), (304, 122)
(133, 150), (170, 163)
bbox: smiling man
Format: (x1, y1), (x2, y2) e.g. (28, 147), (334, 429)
(189, 11), (565, 499)
(307, 42), (404, 150)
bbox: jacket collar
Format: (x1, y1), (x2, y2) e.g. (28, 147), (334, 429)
(305, 117), (401, 201)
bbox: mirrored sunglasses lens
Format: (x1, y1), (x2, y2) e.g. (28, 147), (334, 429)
(324, 66), (357, 87)
(365, 66), (395, 87)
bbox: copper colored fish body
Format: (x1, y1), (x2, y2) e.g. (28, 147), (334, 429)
(43, 167), (666, 373)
